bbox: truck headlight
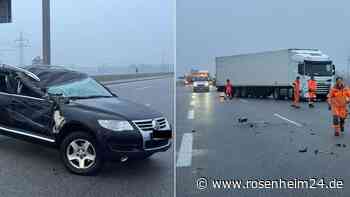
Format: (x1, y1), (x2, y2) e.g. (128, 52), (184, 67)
(193, 82), (198, 87)
(98, 120), (134, 131)
(204, 81), (209, 86)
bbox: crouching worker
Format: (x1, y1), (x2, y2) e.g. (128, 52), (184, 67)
(328, 77), (350, 136)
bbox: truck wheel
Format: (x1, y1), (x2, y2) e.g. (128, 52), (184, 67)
(60, 132), (104, 176)
(235, 88), (240, 97)
(241, 88), (247, 97)
(273, 88), (280, 100)
(288, 88), (294, 100)
(216, 86), (224, 92)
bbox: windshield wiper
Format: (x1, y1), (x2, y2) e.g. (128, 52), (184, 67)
(69, 95), (112, 100)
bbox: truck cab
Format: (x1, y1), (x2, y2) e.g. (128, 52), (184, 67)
(291, 49), (335, 99)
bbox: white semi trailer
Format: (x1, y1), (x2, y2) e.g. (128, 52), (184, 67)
(215, 49), (335, 100)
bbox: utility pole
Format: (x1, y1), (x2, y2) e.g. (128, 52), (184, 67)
(42, 0), (51, 65)
(14, 32), (29, 66)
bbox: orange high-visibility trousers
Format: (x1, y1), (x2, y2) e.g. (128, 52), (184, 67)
(329, 86), (350, 134)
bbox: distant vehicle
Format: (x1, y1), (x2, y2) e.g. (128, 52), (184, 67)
(216, 49), (335, 100)
(0, 64), (172, 175)
(192, 76), (210, 92)
(184, 70), (210, 85)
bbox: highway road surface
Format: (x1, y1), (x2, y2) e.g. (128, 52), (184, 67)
(176, 84), (349, 197)
(0, 77), (174, 197)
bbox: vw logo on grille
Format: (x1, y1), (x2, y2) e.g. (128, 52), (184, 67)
(152, 120), (160, 130)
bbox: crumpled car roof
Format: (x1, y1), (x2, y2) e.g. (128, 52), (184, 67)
(24, 65), (88, 88)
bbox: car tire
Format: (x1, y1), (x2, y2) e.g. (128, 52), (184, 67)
(60, 132), (104, 176)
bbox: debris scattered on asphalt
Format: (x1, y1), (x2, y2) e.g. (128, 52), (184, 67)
(249, 124), (254, 128)
(335, 143), (346, 148)
(314, 150), (319, 155)
(330, 152), (334, 155)
(299, 147), (308, 153)
(192, 129), (196, 133)
(238, 117), (248, 123)
(310, 132), (316, 135)
(254, 131), (262, 135)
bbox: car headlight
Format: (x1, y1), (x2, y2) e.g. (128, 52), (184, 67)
(98, 120), (134, 131)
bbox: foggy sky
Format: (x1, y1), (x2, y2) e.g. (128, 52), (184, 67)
(0, 0), (173, 67)
(177, 0), (350, 76)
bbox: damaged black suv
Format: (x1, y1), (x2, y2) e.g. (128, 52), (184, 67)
(0, 64), (172, 175)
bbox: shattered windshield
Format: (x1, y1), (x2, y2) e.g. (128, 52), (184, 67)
(48, 77), (112, 98)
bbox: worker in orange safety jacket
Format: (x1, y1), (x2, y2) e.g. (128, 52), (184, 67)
(308, 76), (317, 108)
(291, 76), (301, 108)
(328, 77), (350, 136)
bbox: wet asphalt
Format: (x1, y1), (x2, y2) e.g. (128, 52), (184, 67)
(176, 84), (350, 197)
(0, 77), (174, 197)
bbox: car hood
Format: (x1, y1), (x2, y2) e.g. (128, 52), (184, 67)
(71, 97), (162, 120)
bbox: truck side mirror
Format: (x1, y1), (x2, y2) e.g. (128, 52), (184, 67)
(332, 64), (335, 75)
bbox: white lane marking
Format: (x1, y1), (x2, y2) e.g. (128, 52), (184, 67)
(187, 110), (195, 119)
(239, 99), (248, 103)
(176, 133), (193, 167)
(135, 86), (152, 90)
(273, 113), (302, 127)
(190, 101), (195, 106)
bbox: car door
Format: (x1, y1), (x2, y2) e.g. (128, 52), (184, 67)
(0, 72), (13, 127)
(9, 74), (54, 137)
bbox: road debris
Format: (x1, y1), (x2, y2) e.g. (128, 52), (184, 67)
(238, 117), (248, 123)
(299, 147), (308, 153)
(335, 143), (346, 148)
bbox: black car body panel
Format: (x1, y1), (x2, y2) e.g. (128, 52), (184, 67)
(0, 64), (172, 163)
(71, 97), (161, 121)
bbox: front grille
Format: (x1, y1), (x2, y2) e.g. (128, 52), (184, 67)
(317, 83), (330, 94)
(145, 139), (169, 149)
(133, 118), (168, 132)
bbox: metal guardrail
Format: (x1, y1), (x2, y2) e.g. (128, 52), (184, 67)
(92, 72), (173, 83)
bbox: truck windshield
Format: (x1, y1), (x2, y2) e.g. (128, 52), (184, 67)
(300, 61), (333, 76)
(193, 77), (209, 81)
(48, 77), (113, 98)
